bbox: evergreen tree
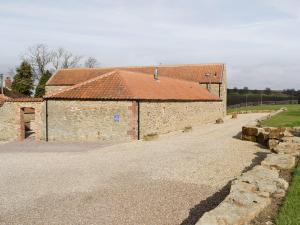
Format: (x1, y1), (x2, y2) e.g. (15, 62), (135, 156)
(11, 61), (34, 96)
(34, 70), (52, 97)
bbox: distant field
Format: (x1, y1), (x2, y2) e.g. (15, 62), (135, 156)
(227, 104), (289, 113)
(227, 91), (293, 106)
(228, 104), (300, 127)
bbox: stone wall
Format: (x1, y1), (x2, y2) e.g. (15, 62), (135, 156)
(0, 102), (44, 141)
(139, 101), (224, 137)
(200, 66), (227, 116)
(221, 66), (227, 114)
(0, 99), (225, 142)
(45, 86), (70, 95)
(46, 100), (137, 142)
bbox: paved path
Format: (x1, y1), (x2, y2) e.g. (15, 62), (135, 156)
(0, 113), (268, 225)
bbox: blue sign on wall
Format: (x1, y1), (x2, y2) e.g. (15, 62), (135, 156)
(114, 114), (120, 122)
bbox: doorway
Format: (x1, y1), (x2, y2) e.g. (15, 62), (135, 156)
(19, 107), (36, 140)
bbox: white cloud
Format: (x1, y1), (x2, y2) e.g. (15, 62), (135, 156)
(0, 0), (299, 89)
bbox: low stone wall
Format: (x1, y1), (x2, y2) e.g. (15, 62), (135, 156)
(196, 130), (299, 225)
(0, 101), (44, 141)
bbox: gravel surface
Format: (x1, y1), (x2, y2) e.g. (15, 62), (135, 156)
(0, 113), (268, 225)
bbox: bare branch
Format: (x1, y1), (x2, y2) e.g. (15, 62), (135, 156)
(52, 48), (82, 69)
(84, 57), (99, 68)
(23, 44), (53, 80)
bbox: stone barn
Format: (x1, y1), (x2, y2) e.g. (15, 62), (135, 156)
(0, 64), (227, 142)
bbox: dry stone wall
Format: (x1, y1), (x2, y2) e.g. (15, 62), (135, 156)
(196, 134), (299, 225)
(46, 100), (136, 142)
(196, 111), (300, 225)
(139, 101), (224, 138)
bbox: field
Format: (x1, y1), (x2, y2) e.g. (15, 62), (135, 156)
(228, 104), (300, 127)
(227, 90), (293, 106)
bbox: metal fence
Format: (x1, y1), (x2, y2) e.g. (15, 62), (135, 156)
(227, 100), (299, 109)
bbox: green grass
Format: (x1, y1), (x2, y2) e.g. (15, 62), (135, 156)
(228, 104), (300, 127)
(276, 162), (300, 225)
(227, 104), (290, 113)
(261, 105), (300, 127)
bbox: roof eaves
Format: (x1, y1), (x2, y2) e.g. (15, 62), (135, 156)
(45, 95), (221, 102)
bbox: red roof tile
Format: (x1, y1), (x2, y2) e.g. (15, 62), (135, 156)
(45, 70), (220, 101)
(47, 64), (224, 86)
(0, 87), (26, 98)
(5, 98), (43, 102)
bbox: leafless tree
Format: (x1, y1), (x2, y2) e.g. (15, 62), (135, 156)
(52, 47), (82, 70)
(23, 44), (53, 80)
(84, 57), (99, 68)
(8, 68), (16, 77)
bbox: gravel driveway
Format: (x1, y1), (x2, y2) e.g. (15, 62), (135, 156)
(0, 113), (268, 225)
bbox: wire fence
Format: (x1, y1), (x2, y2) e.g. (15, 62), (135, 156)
(227, 100), (299, 109)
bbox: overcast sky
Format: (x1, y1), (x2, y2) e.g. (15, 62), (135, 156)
(0, 0), (299, 89)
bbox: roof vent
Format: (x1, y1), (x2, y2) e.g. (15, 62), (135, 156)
(154, 67), (158, 80)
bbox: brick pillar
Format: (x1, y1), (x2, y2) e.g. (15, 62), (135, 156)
(127, 101), (139, 140)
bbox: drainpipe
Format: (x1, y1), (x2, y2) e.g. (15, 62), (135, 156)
(0, 74), (3, 95)
(137, 101), (140, 140)
(45, 100), (48, 142)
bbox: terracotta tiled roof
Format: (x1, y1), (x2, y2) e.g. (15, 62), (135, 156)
(0, 87), (26, 98)
(0, 95), (7, 106)
(5, 98), (43, 102)
(46, 64), (224, 86)
(45, 70), (220, 101)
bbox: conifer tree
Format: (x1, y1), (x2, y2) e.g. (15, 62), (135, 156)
(34, 70), (52, 97)
(11, 61), (34, 96)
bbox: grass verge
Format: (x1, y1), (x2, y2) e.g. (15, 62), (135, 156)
(261, 105), (300, 127)
(227, 104), (290, 113)
(275, 162), (300, 225)
(228, 104), (300, 127)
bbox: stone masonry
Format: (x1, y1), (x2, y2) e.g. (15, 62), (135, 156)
(139, 101), (224, 138)
(46, 100), (135, 142)
(0, 100), (224, 142)
(0, 101), (44, 141)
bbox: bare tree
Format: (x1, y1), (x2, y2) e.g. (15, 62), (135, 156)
(23, 44), (53, 80)
(52, 48), (82, 70)
(84, 57), (99, 68)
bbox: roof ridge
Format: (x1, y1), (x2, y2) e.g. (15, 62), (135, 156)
(45, 70), (118, 98)
(57, 63), (225, 71)
(117, 69), (206, 85)
(115, 70), (137, 97)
